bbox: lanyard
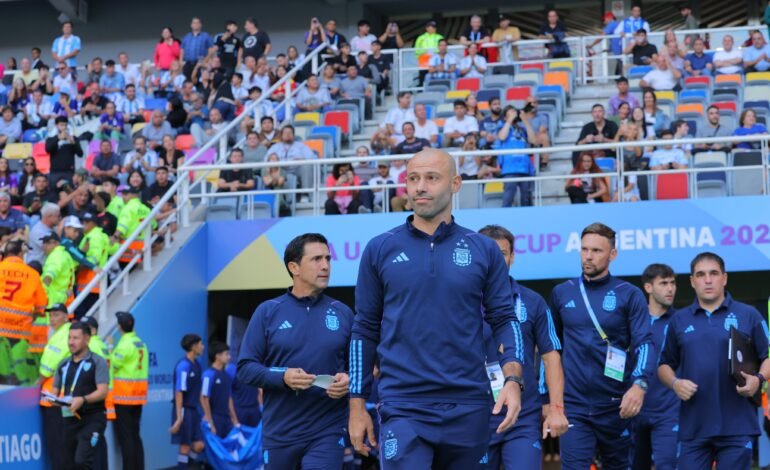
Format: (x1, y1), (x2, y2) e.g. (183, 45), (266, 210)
(60, 360), (87, 397)
(578, 278), (609, 344)
(471, 31), (481, 42)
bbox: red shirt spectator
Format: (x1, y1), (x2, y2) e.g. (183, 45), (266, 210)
(154, 27), (181, 70)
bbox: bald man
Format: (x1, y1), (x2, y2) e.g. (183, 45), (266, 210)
(349, 149), (524, 468)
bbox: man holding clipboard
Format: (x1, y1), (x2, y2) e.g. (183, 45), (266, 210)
(659, 252), (770, 469)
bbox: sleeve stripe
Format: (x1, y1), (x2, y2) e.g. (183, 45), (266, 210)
(355, 340), (362, 394)
(632, 343), (648, 377)
(180, 371), (188, 392)
(538, 360), (547, 395)
(349, 341), (357, 394)
(201, 376), (210, 397)
(510, 321), (524, 362)
(545, 308), (562, 351)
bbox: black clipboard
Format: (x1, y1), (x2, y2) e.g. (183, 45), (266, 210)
(728, 326), (762, 407)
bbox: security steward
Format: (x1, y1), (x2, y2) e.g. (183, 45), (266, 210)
(50, 321), (109, 470)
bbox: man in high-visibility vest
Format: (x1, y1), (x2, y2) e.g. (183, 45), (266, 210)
(40, 232), (76, 309)
(75, 213), (110, 319)
(102, 177), (124, 219)
(0, 240), (48, 385)
(111, 311), (149, 470)
(115, 186), (156, 265)
(36, 304), (71, 467)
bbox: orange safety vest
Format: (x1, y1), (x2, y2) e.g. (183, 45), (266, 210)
(112, 377), (149, 406)
(105, 390), (116, 420)
(0, 257), (47, 341)
(75, 268), (100, 295)
(29, 324), (48, 353)
(39, 376), (56, 407)
(119, 240), (144, 265)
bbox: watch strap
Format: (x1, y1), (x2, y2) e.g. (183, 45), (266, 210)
(504, 375), (524, 391)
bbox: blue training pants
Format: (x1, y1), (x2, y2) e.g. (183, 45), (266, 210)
(678, 436), (754, 470)
(263, 433), (345, 470)
(378, 402), (489, 469)
(560, 407), (632, 470)
(631, 413), (678, 470)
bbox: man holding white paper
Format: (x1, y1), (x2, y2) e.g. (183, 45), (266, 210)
(237, 233), (353, 470)
(658, 252), (770, 470)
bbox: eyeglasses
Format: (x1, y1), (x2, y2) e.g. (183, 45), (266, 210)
(24, 163), (35, 167)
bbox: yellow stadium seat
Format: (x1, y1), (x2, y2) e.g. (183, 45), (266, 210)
(484, 182), (503, 194)
(3, 143), (32, 159)
(294, 112), (321, 126)
(445, 90), (471, 101)
(654, 91), (675, 103)
(131, 122), (147, 135)
(549, 61), (574, 71)
(746, 72), (770, 84)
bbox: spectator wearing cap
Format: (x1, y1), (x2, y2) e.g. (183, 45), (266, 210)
(99, 60), (125, 103)
(426, 39), (457, 83)
(61, 215), (98, 273)
(24, 175), (59, 222)
(0, 106), (22, 149)
(90, 140), (122, 184)
(350, 20), (377, 53)
(40, 232), (75, 307)
(45, 115), (82, 186)
(492, 15), (522, 64)
(415, 20), (444, 59)
(74, 214), (111, 319)
(588, 13), (622, 75)
(608, 77), (640, 116)
(0, 192), (25, 234)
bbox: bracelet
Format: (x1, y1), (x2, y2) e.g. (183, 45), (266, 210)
(551, 403), (564, 411)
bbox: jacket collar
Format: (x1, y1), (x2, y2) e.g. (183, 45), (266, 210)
(285, 288), (325, 308)
(405, 215), (457, 241)
(691, 292), (733, 316)
(581, 272), (612, 287)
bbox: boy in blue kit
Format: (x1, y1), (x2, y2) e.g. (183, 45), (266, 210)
(632, 263), (679, 470)
(478, 225), (569, 470)
(225, 362), (262, 427)
(550, 223), (654, 470)
(348, 148), (524, 469)
(659, 252), (770, 470)
(201, 342), (240, 438)
(170, 334), (205, 469)
(237, 233), (353, 470)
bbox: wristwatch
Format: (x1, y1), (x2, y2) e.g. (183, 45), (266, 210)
(633, 378), (648, 391)
(81, 395), (88, 404)
(504, 375), (524, 391)
(757, 373), (766, 387)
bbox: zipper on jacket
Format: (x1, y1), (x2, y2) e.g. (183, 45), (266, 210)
(430, 241), (435, 275)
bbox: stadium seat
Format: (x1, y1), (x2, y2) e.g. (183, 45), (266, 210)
(456, 78), (481, 92)
(712, 88), (740, 103)
(745, 86), (770, 104)
(131, 122), (147, 135)
(206, 196), (239, 221)
(240, 194), (277, 219)
(712, 101), (737, 117)
(629, 66), (652, 78)
(185, 148), (217, 165)
(482, 181), (503, 208)
(678, 89), (708, 104)
(175, 134), (195, 151)
(414, 91), (444, 108)
(732, 150), (764, 196)
(543, 71), (570, 95)
(595, 157), (616, 172)
(323, 110), (352, 141)
(714, 74), (743, 89)
(3, 143), (32, 159)
(88, 139), (118, 155)
(655, 173), (689, 200)
(310, 126), (341, 156)
(143, 98), (168, 111)
(482, 75), (512, 90)
(675, 103), (705, 118)
(445, 90), (471, 101)
(84, 153), (96, 171)
(492, 65), (515, 76)
(294, 112), (321, 127)
(744, 100), (770, 112)
(423, 104), (435, 119)
(693, 151), (728, 198)
(746, 72), (770, 86)
(435, 103), (455, 118)
(512, 72), (541, 87)
(683, 118), (700, 137)
(476, 89), (501, 103)
(332, 102), (361, 133)
(654, 90), (676, 106)
(683, 76), (711, 89)
(32, 142), (50, 174)
(505, 86), (532, 106)
(21, 129), (43, 143)
(303, 139), (325, 158)
(549, 61), (574, 72)
(521, 63), (545, 72)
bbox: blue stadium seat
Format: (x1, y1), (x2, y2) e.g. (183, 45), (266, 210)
(476, 89), (501, 103)
(143, 98), (168, 111)
(678, 89), (708, 104)
(629, 66), (652, 78)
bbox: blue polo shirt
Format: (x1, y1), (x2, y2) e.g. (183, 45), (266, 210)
(744, 44), (770, 71)
(174, 356), (203, 409)
(202, 367), (232, 417)
(640, 308), (679, 418)
(496, 126), (534, 176)
(181, 31), (214, 62)
(660, 294), (769, 441)
(685, 52), (713, 71)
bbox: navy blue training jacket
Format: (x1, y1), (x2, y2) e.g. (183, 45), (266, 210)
(640, 308), (679, 418)
(349, 216), (524, 404)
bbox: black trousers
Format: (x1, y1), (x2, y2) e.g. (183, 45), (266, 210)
(42, 405), (64, 467)
(115, 405), (145, 470)
(62, 412), (106, 470)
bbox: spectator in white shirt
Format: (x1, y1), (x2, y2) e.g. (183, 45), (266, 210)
(266, 125), (317, 188)
(639, 54), (682, 91)
(649, 129), (689, 170)
(116, 84), (145, 125)
(427, 39), (458, 82)
(413, 103), (439, 145)
(712, 35), (743, 75)
(23, 88), (54, 130)
(443, 100), (479, 147)
(122, 135), (160, 182)
(458, 43), (487, 78)
(383, 91), (415, 144)
(295, 75), (332, 113)
(350, 20), (378, 53)
(52, 62), (77, 98)
(51, 21), (81, 75)
(116, 52), (142, 87)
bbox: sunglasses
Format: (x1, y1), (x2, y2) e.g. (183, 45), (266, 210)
(24, 163), (35, 167)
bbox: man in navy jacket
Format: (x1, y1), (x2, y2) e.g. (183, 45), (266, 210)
(659, 252), (770, 469)
(550, 223), (654, 470)
(348, 148), (524, 468)
(237, 233), (353, 470)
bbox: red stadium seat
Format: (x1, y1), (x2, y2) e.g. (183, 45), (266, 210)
(684, 76), (711, 88)
(456, 78), (481, 92)
(713, 102), (737, 113)
(521, 63), (545, 72)
(175, 134), (195, 151)
(84, 153), (96, 171)
(505, 86), (532, 101)
(32, 142), (50, 174)
(655, 173), (689, 200)
(323, 111), (351, 136)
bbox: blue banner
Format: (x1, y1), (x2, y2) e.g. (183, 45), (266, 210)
(0, 387), (46, 468)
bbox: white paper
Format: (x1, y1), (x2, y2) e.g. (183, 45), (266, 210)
(312, 375), (335, 390)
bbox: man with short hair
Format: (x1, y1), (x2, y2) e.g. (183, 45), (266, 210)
(24, 88), (54, 130)
(242, 18), (272, 62)
(180, 17), (214, 79)
(459, 43), (487, 78)
(340, 66), (372, 119)
(394, 122), (431, 155)
(37, 304), (70, 464)
(14, 58), (39, 86)
(659, 252), (770, 470)
(141, 110), (175, 150)
(576, 104), (618, 161)
(0, 192), (26, 233)
(351, 20), (377, 53)
(384, 92), (415, 143)
(214, 20), (242, 77)
(53, 62), (77, 98)
(608, 77), (640, 116)
(460, 14), (491, 46)
(45, 116), (82, 186)
(217, 149), (255, 193)
(170, 334), (205, 469)
(680, 4), (699, 48)
(640, 54), (682, 91)
(85, 57), (104, 87)
(115, 84), (145, 125)
(80, 83), (108, 119)
(266, 126), (317, 188)
(90, 140), (121, 184)
(479, 98), (505, 149)
(122, 135), (159, 181)
(0, 106), (22, 149)
(324, 19), (347, 53)
(149, 166), (174, 204)
(95, 101), (124, 141)
(238, 233), (353, 468)
(443, 100), (479, 147)
(426, 39), (457, 83)
(550, 223), (654, 470)
(694, 105), (735, 153)
(31, 47), (45, 70)
(684, 38), (713, 77)
(116, 52), (141, 87)
(713, 35), (743, 75)
(478, 225), (569, 469)
(26, 202), (60, 265)
(649, 129), (689, 170)
(99, 60), (125, 102)
(633, 263), (679, 470)
(51, 21), (81, 75)
(498, 107), (537, 206)
(624, 29), (658, 67)
(413, 103), (439, 145)
(191, 107), (227, 149)
(348, 148), (524, 467)
(201, 342), (240, 438)
(492, 15), (522, 64)
(743, 30), (770, 72)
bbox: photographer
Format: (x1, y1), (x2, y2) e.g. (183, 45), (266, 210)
(496, 105), (537, 207)
(379, 21), (405, 49)
(45, 116), (83, 187)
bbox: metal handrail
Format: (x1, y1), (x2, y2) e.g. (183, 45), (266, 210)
(67, 42), (329, 318)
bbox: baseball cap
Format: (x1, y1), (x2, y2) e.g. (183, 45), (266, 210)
(603, 12), (616, 21)
(125, 186), (142, 195)
(74, 168), (89, 178)
(46, 303), (68, 313)
(81, 212), (96, 223)
(84, 316), (99, 330)
(116, 311), (135, 331)
(40, 232), (60, 243)
(63, 215), (83, 229)
(426, 20), (437, 27)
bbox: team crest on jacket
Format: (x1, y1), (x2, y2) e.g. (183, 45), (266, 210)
(603, 291), (617, 311)
(453, 239), (472, 267)
(724, 313), (738, 331)
(384, 431), (398, 460)
(325, 309), (340, 331)
(83, 362), (92, 372)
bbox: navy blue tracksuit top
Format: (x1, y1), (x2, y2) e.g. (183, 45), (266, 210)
(349, 216), (524, 404)
(639, 308), (679, 418)
(550, 274), (654, 412)
(659, 294), (769, 441)
(237, 290), (353, 447)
